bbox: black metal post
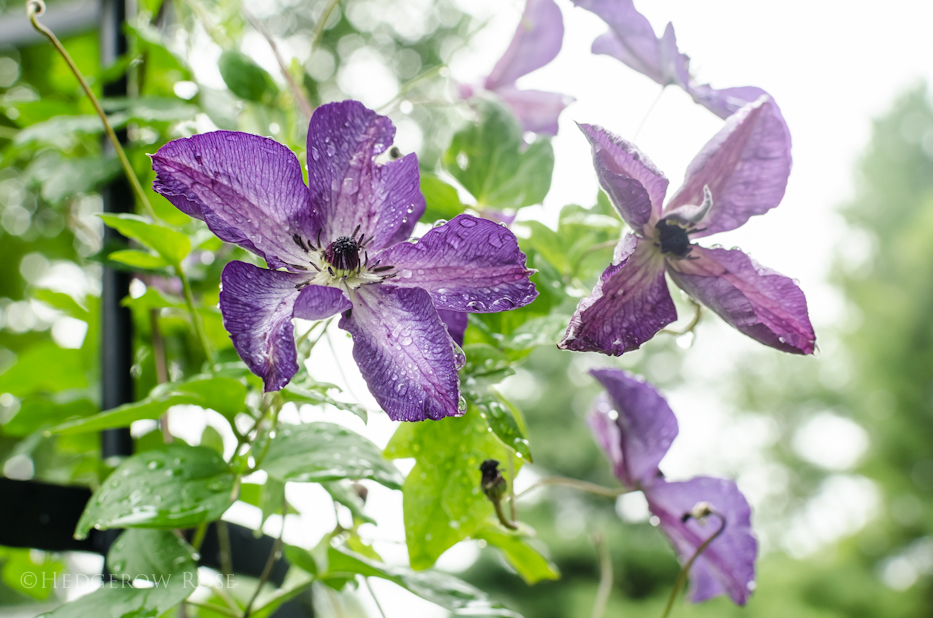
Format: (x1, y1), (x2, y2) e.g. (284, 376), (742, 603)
(99, 0), (134, 460)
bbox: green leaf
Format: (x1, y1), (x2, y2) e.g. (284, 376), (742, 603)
(472, 396), (532, 463)
(107, 529), (197, 579)
(384, 406), (519, 569)
(474, 524), (560, 584)
(51, 392), (198, 434)
(0, 547), (64, 600)
(34, 577), (190, 618)
(322, 481), (376, 524)
(32, 289), (90, 321)
(2, 397), (97, 437)
(259, 423), (402, 489)
(100, 97), (199, 124)
(176, 376), (248, 419)
(107, 249), (170, 270)
(324, 547), (522, 617)
(25, 153), (121, 204)
(281, 383), (368, 423)
(421, 174), (467, 222)
(75, 445), (235, 539)
(442, 99), (553, 209)
(0, 342), (87, 397)
(99, 213), (191, 266)
(218, 50), (279, 103)
(199, 425), (226, 455)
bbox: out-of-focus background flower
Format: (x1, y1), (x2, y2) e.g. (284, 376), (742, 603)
(1, 0), (933, 616)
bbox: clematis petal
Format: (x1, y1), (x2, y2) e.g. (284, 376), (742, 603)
(663, 96), (791, 236)
(307, 101), (425, 250)
(373, 214), (537, 313)
(686, 84), (770, 121)
(645, 477), (757, 605)
(559, 234), (676, 355)
(495, 86), (575, 136)
(219, 262), (348, 391)
(437, 310), (468, 347)
(576, 0), (665, 83)
(666, 246), (815, 354)
(589, 368), (678, 487)
(152, 132), (316, 269)
(338, 285), (461, 421)
(485, 0), (564, 91)
(578, 123), (668, 230)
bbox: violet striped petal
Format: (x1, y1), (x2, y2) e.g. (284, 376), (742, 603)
(559, 234), (675, 355)
(485, 0), (564, 91)
(437, 310), (468, 347)
(338, 285), (461, 421)
(686, 84), (770, 121)
(495, 86), (574, 136)
(666, 246), (815, 354)
(577, 0), (665, 83)
(373, 214), (537, 313)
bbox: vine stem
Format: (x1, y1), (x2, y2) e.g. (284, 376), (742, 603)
(150, 309), (173, 442)
(243, 495), (288, 618)
(244, 9), (314, 119)
(591, 532), (613, 618)
(660, 299), (702, 337)
(26, 0), (158, 222)
(363, 577), (388, 618)
(311, 0), (340, 52)
(184, 600), (239, 618)
(633, 84), (666, 141)
(516, 476), (632, 499)
(659, 513), (727, 618)
(178, 267), (214, 364)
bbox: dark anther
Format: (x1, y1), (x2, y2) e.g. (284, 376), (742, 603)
(323, 236), (361, 271)
(316, 229), (323, 250)
(372, 265), (394, 273)
(293, 234), (309, 253)
(389, 146), (402, 160)
(343, 308), (352, 319)
(656, 218), (693, 258)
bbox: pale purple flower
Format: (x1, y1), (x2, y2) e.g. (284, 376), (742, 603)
(460, 0), (574, 135)
(151, 100), (536, 421)
(589, 368), (757, 605)
(559, 96), (815, 355)
(572, 0), (770, 119)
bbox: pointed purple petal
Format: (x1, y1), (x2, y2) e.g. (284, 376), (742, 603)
(558, 235), (676, 355)
(494, 86), (574, 136)
(687, 84), (770, 121)
(437, 310), (468, 347)
(589, 368), (678, 487)
(152, 132), (316, 269)
(659, 22), (690, 90)
(294, 285), (352, 321)
(663, 96), (791, 236)
(645, 477), (758, 605)
(578, 123), (668, 231)
(666, 246), (815, 354)
(338, 285), (460, 421)
(485, 0), (564, 90)
(307, 101), (425, 250)
(372, 214), (537, 313)
(575, 0), (665, 83)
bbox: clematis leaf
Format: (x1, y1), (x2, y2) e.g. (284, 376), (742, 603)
(106, 529), (197, 580)
(99, 213), (191, 266)
(281, 383), (368, 423)
(384, 405), (519, 570)
(474, 524), (560, 584)
(107, 248), (170, 270)
(259, 422), (403, 489)
(2, 397), (97, 437)
(421, 173), (467, 222)
(34, 578), (191, 618)
(322, 481), (376, 524)
(218, 50), (279, 103)
(0, 341), (87, 397)
(75, 445), (235, 539)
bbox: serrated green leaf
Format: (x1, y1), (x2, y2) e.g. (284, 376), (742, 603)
(383, 407), (519, 569)
(218, 50), (279, 103)
(99, 214), (191, 265)
(475, 524), (560, 584)
(107, 529), (197, 579)
(51, 393), (198, 434)
(421, 174), (467, 222)
(75, 445), (234, 539)
(35, 577), (190, 618)
(260, 423), (402, 489)
(108, 249), (170, 270)
(324, 547), (523, 617)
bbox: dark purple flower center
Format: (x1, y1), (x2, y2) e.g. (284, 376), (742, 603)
(656, 219), (693, 257)
(323, 236), (361, 272)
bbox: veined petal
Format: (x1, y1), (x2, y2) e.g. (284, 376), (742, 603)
(339, 285), (461, 421)
(495, 86), (575, 136)
(663, 96), (792, 236)
(576, 0), (664, 83)
(485, 0), (564, 90)
(307, 101), (425, 250)
(437, 310), (468, 347)
(578, 123), (668, 230)
(687, 84), (770, 121)
(220, 261), (347, 391)
(373, 215), (537, 313)
(666, 246), (815, 354)
(589, 368), (678, 488)
(558, 234), (676, 355)
(152, 132), (315, 269)
(645, 477), (757, 605)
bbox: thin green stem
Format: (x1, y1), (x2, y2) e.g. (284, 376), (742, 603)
(184, 600), (240, 618)
(27, 0), (158, 221)
(517, 476), (632, 499)
(572, 239), (619, 278)
(244, 9), (314, 119)
(659, 513), (727, 618)
(216, 520), (234, 577)
(311, 0), (340, 52)
(660, 299), (702, 337)
(191, 522), (209, 552)
(363, 577), (388, 618)
(493, 499), (518, 531)
(633, 85), (666, 141)
(243, 495), (287, 618)
(377, 63), (449, 113)
(591, 532), (613, 618)
(507, 453), (517, 522)
(177, 267), (214, 364)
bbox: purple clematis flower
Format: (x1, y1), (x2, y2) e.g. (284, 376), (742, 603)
(559, 96), (815, 355)
(572, 0), (769, 120)
(150, 100), (537, 422)
(588, 367), (757, 605)
(460, 0), (574, 135)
